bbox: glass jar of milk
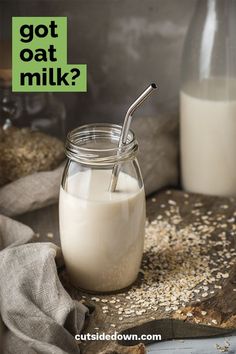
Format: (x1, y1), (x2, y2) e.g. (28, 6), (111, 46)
(59, 124), (146, 293)
(180, 0), (236, 197)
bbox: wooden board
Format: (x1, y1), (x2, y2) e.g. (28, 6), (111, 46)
(17, 189), (236, 354)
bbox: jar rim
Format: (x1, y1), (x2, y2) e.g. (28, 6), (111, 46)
(65, 123), (138, 166)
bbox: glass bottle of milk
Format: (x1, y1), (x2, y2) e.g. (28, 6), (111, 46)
(180, 0), (236, 197)
(59, 124), (146, 293)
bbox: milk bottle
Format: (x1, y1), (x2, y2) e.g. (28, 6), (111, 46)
(180, 0), (236, 196)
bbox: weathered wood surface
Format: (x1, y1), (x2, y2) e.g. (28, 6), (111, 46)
(17, 190), (236, 354)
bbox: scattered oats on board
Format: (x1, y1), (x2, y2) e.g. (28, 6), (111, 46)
(221, 205), (229, 209)
(86, 192), (236, 323)
(216, 339), (230, 352)
(168, 200), (176, 206)
(186, 312), (193, 317)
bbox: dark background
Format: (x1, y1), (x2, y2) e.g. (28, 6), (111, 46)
(0, 0), (196, 131)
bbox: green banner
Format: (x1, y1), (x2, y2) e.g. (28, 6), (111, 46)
(12, 17), (87, 92)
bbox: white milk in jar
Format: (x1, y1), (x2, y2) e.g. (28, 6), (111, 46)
(181, 78), (236, 197)
(59, 124), (146, 293)
(60, 170), (145, 292)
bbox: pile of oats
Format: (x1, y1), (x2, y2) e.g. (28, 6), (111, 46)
(0, 126), (64, 186)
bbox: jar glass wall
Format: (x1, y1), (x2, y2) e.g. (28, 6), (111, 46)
(59, 124), (146, 293)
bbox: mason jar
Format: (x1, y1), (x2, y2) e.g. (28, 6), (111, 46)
(59, 124), (146, 293)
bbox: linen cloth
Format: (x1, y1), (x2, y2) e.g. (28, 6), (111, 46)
(0, 215), (88, 354)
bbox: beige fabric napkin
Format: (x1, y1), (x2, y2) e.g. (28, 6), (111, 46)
(0, 215), (88, 354)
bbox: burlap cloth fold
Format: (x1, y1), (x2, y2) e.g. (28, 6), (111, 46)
(0, 166), (88, 353)
(0, 165), (64, 217)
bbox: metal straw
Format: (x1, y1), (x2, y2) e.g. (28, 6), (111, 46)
(109, 83), (157, 192)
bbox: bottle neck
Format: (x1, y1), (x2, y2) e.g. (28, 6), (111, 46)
(195, 0), (235, 30)
(197, 0), (233, 16)
(182, 0), (236, 86)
